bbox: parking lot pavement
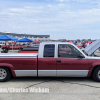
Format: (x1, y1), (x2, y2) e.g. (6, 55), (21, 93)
(0, 77), (100, 100)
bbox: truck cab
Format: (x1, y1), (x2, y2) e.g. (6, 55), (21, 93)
(38, 42), (89, 77)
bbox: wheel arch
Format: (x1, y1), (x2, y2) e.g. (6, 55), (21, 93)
(0, 63), (16, 77)
(88, 65), (100, 77)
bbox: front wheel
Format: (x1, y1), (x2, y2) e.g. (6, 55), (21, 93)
(0, 68), (11, 82)
(92, 67), (100, 82)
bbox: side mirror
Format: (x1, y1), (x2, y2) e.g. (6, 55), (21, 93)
(77, 54), (85, 58)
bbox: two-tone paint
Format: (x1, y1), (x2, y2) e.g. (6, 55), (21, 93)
(0, 42), (100, 78)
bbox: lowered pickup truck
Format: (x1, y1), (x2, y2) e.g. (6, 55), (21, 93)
(1, 42), (100, 82)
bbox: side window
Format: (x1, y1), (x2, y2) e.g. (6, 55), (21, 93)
(44, 45), (55, 57)
(58, 44), (83, 58)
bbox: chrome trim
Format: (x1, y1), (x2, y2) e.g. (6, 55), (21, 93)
(57, 70), (89, 77)
(15, 70), (37, 77)
(0, 68), (7, 79)
(98, 70), (100, 79)
(38, 70), (56, 76)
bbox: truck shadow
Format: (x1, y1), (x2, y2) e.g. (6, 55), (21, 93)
(9, 77), (100, 89)
(10, 77), (95, 83)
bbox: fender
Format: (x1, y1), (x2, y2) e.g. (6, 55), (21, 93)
(88, 62), (100, 77)
(0, 63), (16, 77)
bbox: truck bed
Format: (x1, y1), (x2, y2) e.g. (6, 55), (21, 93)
(0, 53), (38, 57)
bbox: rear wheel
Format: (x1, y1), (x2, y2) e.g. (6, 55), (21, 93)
(92, 67), (100, 82)
(0, 68), (11, 82)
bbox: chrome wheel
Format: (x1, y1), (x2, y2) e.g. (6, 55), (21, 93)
(0, 68), (7, 79)
(98, 70), (100, 79)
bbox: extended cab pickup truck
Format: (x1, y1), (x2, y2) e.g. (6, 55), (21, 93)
(1, 42), (100, 82)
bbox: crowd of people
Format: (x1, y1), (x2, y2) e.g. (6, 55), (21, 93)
(73, 40), (93, 48)
(0, 39), (94, 49)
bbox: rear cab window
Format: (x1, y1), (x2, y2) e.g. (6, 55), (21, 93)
(44, 44), (55, 57)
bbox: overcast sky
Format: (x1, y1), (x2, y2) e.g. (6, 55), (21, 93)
(0, 0), (100, 40)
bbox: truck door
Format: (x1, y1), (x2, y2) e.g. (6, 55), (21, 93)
(57, 44), (89, 77)
(38, 44), (57, 76)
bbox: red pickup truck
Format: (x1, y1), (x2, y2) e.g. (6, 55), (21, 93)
(0, 42), (100, 82)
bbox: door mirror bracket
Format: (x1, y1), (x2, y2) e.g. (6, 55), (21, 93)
(77, 54), (85, 58)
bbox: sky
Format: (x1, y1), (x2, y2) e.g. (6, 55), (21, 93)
(0, 0), (100, 40)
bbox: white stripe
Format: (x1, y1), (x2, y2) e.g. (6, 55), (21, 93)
(38, 70), (56, 76)
(14, 70), (89, 77)
(38, 70), (89, 77)
(0, 56), (37, 58)
(57, 70), (89, 77)
(15, 70), (37, 77)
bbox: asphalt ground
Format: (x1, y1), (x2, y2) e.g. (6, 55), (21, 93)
(0, 49), (100, 100)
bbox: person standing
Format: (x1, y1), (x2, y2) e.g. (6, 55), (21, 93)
(76, 40), (82, 46)
(85, 41), (89, 47)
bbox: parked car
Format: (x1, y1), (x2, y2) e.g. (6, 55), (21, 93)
(0, 42), (4, 48)
(0, 42), (100, 82)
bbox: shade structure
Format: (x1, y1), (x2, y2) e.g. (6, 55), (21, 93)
(5, 41), (9, 43)
(62, 40), (66, 42)
(88, 41), (92, 44)
(0, 35), (18, 41)
(68, 41), (73, 43)
(18, 38), (34, 42)
(34, 40), (40, 43)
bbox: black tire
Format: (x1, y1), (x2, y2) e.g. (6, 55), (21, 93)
(92, 67), (100, 82)
(0, 67), (11, 82)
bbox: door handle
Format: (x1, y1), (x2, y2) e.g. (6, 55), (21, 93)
(57, 60), (61, 63)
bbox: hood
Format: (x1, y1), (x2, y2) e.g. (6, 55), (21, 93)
(84, 39), (100, 56)
(87, 56), (100, 59)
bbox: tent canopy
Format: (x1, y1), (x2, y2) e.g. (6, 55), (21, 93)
(68, 41), (73, 43)
(18, 38), (34, 42)
(34, 40), (40, 43)
(0, 35), (18, 41)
